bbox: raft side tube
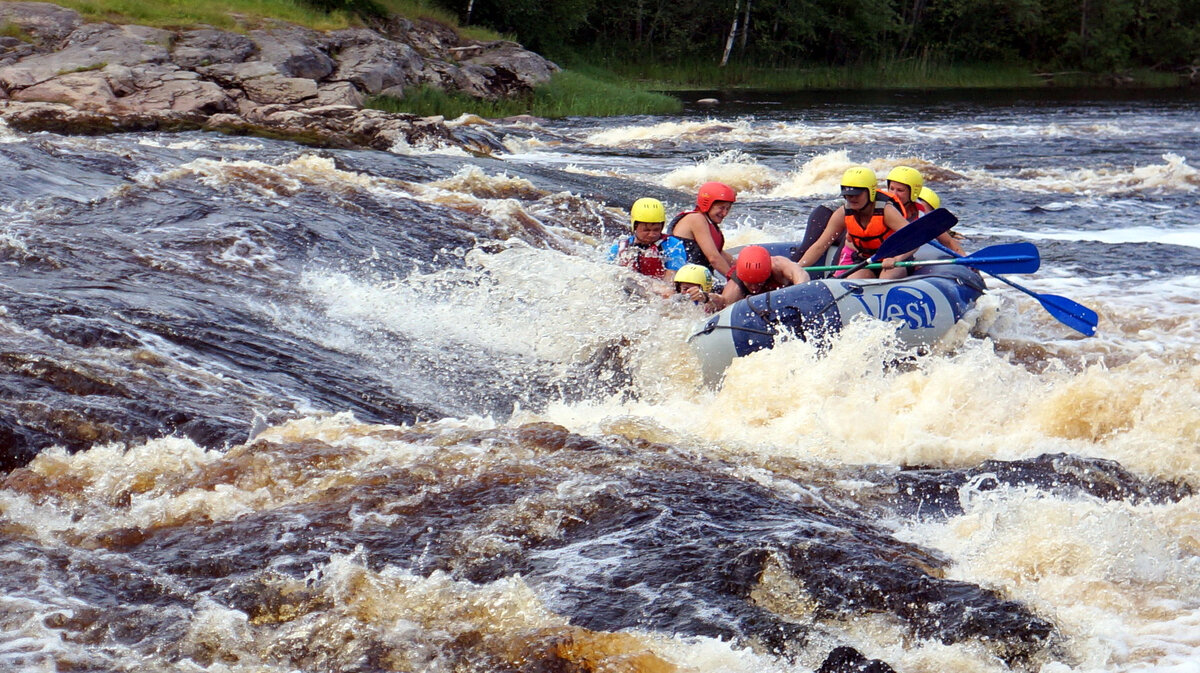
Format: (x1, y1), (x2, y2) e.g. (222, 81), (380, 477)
(689, 281), (842, 385)
(688, 264), (986, 383)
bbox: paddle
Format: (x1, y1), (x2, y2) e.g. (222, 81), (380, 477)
(835, 207), (959, 278)
(930, 241), (1097, 336)
(805, 242), (1040, 275)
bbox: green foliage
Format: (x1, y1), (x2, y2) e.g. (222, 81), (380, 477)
(366, 70), (682, 119)
(452, 0), (1199, 76)
(595, 56), (1049, 89)
(446, 0), (598, 55)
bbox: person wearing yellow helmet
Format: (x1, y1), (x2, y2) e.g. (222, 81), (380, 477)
(917, 186), (940, 212)
(672, 264), (716, 306)
(886, 167), (965, 254)
(884, 165), (925, 222)
(798, 166), (913, 280)
(607, 197), (686, 280)
(666, 181), (737, 278)
(673, 264), (713, 292)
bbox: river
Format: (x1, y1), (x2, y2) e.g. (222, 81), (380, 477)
(0, 88), (1198, 672)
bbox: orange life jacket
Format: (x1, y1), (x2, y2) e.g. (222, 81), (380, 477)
(844, 192), (901, 255)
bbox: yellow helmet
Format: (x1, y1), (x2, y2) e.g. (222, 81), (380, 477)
(918, 186), (940, 210)
(629, 197), (666, 230)
(840, 166), (877, 202)
(886, 165), (924, 194)
(673, 264), (713, 292)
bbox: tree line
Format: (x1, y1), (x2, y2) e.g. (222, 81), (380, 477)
(437, 0), (1199, 73)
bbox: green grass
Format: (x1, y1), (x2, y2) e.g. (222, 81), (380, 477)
(582, 53), (1186, 90)
(367, 69), (683, 119)
(38, 0), (500, 37)
(1, 21), (36, 42)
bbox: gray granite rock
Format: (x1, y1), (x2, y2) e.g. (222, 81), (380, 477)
(171, 29), (256, 69)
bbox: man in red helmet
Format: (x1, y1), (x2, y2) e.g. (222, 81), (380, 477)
(667, 181), (737, 278)
(686, 245), (809, 311)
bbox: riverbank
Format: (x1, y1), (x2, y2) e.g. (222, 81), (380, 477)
(1, 0), (1193, 130)
(589, 55), (1193, 91)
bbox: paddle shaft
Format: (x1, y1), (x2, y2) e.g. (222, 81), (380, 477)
(805, 254), (1036, 274)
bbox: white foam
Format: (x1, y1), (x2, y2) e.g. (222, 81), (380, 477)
(990, 225), (1200, 249)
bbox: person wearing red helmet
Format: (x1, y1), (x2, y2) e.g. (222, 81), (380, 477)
(695, 245), (809, 311)
(667, 181), (737, 278)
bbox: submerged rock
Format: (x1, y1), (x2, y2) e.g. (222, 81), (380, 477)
(868, 452), (1193, 517)
(817, 646), (896, 673)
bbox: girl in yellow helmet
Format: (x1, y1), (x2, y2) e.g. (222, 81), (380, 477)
(798, 166), (913, 280)
(886, 166), (965, 255)
(672, 264), (715, 307)
(884, 165), (925, 221)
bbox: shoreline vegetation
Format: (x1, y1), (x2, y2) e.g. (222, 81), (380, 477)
(7, 0), (1195, 120)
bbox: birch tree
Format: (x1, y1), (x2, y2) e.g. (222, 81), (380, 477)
(720, 0), (742, 66)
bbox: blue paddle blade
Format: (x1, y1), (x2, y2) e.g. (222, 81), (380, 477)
(930, 240), (1097, 337)
(872, 208), (958, 261)
(1036, 293), (1099, 336)
(959, 242), (1041, 274)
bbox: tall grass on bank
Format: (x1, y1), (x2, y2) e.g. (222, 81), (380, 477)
(368, 70), (683, 119)
(581, 52), (1184, 90)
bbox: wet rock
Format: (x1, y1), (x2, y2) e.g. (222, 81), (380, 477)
(876, 452), (1193, 518)
(1, 100), (204, 134)
(817, 646), (895, 673)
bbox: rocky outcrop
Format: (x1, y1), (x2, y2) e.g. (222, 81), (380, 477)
(0, 2), (559, 152)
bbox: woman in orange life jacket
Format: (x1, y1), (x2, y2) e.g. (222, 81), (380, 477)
(885, 165), (965, 255)
(667, 181), (736, 278)
(798, 166), (913, 280)
(702, 245), (809, 311)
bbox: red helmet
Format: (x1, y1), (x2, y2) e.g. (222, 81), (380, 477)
(696, 182), (737, 213)
(735, 245), (771, 284)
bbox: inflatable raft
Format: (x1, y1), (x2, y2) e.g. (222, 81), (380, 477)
(688, 260), (986, 383)
(688, 205), (986, 383)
